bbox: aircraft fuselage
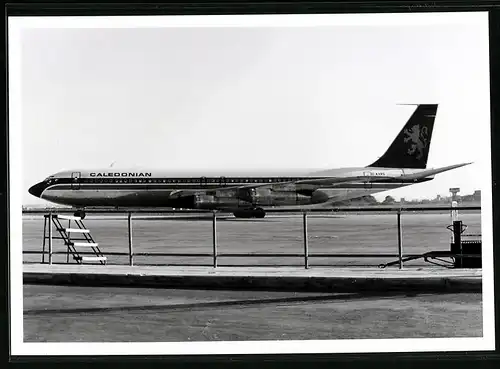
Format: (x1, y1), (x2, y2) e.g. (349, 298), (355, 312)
(28, 167), (431, 211)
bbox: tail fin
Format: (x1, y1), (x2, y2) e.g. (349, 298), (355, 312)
(369, 104), (438, 169)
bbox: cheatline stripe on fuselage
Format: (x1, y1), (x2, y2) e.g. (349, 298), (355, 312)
(42, 182), (413, 192)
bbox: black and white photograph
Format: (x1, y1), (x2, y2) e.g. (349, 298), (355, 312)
(8, 11), (494, 356)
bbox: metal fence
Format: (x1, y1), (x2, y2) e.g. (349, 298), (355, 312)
(22, 206), (482, 269)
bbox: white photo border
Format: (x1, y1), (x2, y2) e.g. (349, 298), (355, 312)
(8, 11), (495, 356)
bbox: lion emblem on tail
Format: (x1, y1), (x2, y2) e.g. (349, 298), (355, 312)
(403, 124), (428, 160)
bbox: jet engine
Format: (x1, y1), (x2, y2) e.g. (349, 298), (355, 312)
(191, 194), (219, 209)
(310, 190), (330, 204)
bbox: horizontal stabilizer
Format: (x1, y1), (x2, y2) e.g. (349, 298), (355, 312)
(400, 162), (472, 180)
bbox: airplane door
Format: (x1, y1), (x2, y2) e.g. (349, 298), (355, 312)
(71, 172), (81, 190)
(363, 171), (373, 189)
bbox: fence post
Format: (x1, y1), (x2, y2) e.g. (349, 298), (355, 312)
(213, 211), (217, 268)
(67, 219), (71, 264)
(42, 215), (47, 264)
(48, 212), (53, 265)
(303, 212), (309, 269)
(128, 212), (134, 266)
(397, 210), (403, 269)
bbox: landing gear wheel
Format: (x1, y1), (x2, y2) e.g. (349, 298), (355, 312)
(253, 207), (266, 218)
(233, 208), (266, 219)
(74, 210), (86, 219)
(233, 210), (252, 218)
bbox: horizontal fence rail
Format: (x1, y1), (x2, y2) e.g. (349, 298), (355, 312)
(23, 251), (482, 259)
(22, 206), (482, 269)
(22, 206), (481, 214)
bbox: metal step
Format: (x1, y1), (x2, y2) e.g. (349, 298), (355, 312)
(68, 242), (99, 247)
(78, 256), (107, 263)
(60, 228), (89, 233)
(55, 214), (82, 221)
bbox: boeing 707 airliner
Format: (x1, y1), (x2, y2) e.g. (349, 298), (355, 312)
(28, 104), (470, 218)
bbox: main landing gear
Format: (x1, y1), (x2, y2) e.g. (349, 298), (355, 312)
(233, 207), (266, 219)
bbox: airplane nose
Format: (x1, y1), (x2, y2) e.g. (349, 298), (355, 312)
(28, 182), (45, 198)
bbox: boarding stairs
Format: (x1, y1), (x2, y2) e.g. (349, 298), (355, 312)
(42, 214), (107, 265)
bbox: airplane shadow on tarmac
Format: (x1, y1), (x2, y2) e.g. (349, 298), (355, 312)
(23, 291), (467, 316)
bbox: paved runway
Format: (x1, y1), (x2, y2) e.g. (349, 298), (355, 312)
(23, 284), (483, 342)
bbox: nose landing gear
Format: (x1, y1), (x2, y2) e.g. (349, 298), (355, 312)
(74, 210), (86, 219)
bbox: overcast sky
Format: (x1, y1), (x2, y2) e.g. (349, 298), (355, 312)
(17, 14), (490, 205)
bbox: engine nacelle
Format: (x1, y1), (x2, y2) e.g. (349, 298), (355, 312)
(237, 188), (258, 204)
(294, 189), (330, 205)
(310, 190), (330, 204)
(192, 194), (218, 209)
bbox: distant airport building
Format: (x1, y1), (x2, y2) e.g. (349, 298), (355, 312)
(461, 189), (481, 203)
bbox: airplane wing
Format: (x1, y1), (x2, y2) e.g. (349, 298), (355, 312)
(293, 175), (393, 186)
(168, 174), (394, 199)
